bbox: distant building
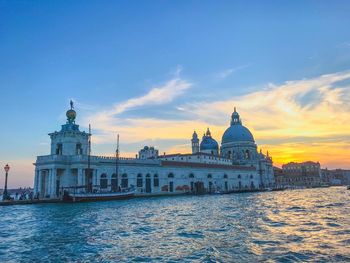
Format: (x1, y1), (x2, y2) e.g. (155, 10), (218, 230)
(321, 169), (350, 185)
(275, 161), (322, 187)
(138, 146), (159, 159)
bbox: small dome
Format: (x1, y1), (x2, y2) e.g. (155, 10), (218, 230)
(200, 135), (219, 151)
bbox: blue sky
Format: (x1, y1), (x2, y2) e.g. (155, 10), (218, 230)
(1, 1), (350, 187)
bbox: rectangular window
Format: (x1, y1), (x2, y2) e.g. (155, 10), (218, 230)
(154, 178), (159, 187)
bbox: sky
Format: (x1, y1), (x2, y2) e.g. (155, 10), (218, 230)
(1, 0), (350, 187)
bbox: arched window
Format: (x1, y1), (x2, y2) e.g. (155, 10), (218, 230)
(250, 174), (253, 179)
(137, 174), (143, 187)
(228, 151), (231, 159)
(224, 174), (228, 179)
(168, 173), (174, 178)
(100, 173), (108, 189)
(111, 173), (117, 191)
(238, 174), (241, 179)
(207, 174), (212, 179)
(121, 173), (128, 188)
(189, 173), (194, 178)
(153, 174), (159, 187)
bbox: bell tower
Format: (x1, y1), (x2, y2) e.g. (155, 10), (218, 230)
(191, 130), (200, 154)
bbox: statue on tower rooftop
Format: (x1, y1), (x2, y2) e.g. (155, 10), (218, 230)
(70, 100), (74, 110)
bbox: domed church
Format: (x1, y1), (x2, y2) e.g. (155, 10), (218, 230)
(190, 107), (274, 185)
(34, 103), (274, 200)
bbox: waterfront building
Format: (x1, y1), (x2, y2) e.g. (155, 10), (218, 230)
(33, 103), (274, 199)
(275, 161), (322, 188)
(321, 168), (350, 185)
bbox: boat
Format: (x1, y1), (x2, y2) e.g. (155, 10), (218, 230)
(211, 190), (224, 195)
(347, 185), (350, 190)
(62, 189), (135, 202)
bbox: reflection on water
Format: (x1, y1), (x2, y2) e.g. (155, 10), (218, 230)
(0, 187), (349, 262)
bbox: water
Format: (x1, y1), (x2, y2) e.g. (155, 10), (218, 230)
(0, 187), (349, 262)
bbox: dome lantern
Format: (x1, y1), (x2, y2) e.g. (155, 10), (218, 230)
(231, 107), (242, 126)
(206, 127), (211, 137)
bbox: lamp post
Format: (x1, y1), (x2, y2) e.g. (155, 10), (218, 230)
(3, 164), (10, 201)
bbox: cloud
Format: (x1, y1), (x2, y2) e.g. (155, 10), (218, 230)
(109, 78), (191, 115)
(83, 74), (193, 144)
(83, 69), (350, 169)
(180, 70), (350, 167)
(215, 64), (251, 80)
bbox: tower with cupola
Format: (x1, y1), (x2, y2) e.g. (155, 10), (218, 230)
(191, 131), (200, 154)
(49, 101), (90, 156)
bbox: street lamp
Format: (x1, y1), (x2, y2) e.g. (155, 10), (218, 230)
(3, 164), (10, 201)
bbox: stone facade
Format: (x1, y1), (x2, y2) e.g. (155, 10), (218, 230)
(275, 161), (322, 188)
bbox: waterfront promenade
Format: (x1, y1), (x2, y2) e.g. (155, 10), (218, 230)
(0, 186), (349, 262)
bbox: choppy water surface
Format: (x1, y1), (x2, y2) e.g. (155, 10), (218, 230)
(0, 187), (349, 262)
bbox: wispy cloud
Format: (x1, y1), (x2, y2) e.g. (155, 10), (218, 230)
(215, 64), (251, 80)
(83, 72), (193, 144)
(109, 78), (191, 115)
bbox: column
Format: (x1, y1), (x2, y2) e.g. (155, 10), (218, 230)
(37, 170), (42, 196)
(49, 169), (53, 197)
(45, 169), (51, 198)
(43, 170), (47, 197)
(51, 169), (57, 198)
(77, 168), (83, 192)
(82, 169), (86, 187)
(34, 169), (38, 194)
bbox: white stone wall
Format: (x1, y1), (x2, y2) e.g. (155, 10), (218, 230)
(50, 131), (89, 156)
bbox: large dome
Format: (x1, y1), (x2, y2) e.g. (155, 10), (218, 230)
(222, 125), (254, 144)
(221, 108), (255, 144)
